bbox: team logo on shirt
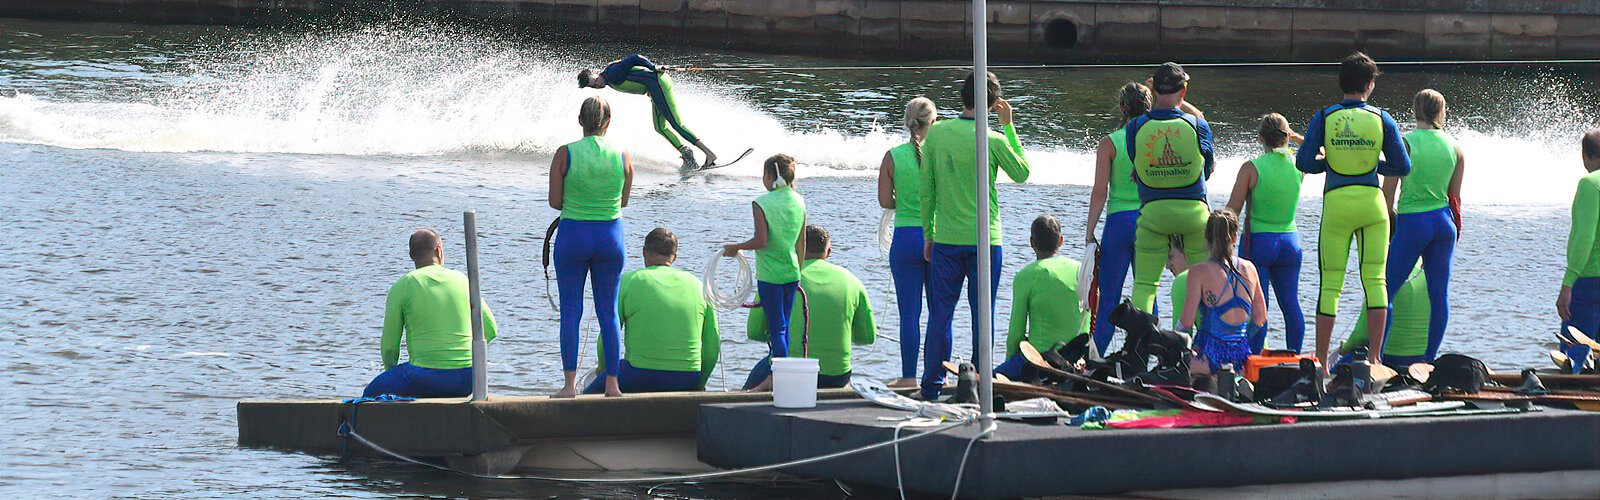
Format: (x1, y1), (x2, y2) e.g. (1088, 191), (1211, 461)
(1141, 128), (1191, 176)
(1329, 115), (1377, 149)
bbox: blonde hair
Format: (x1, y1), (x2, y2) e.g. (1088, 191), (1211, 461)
(579, 96), (611, 136)
(1257, 113), (1291, 149)
(904, 97), (937, 166)
(1413, 89), (1447, 129)
(1205, 209), (1240, 263)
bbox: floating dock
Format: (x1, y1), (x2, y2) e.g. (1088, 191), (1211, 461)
(697, 400), (1600, 498)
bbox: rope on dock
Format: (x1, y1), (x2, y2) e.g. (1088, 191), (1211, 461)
(676, 58), (1599, 73)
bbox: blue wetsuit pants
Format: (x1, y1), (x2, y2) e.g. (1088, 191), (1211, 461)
(743, 356), (851, 389)
(363, 363), (471, 398)
(1385, 207), (1456, 361)
(583, 359), (701, 394)
(1244, 231), (1306, 353)
(921, 244), (1002, 400)
(555, 218), (625, 377)
(1092, 210), (1139, 355)
(1567, 277), (1600, 340)
(889, 226), (929, 379)
(757, 280), (799, 358)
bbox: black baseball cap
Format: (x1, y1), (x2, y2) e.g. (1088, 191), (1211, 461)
(1151, 62), (1189, 94)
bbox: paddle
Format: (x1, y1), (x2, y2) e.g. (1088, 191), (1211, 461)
(1018, 342), (1169, 405)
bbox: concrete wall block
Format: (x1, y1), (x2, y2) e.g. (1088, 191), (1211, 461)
(1491, 13), (1559, 37)
(638, 0), (683, 14)
(860, 0), (897, 20)
(1556, 15), (1600, 57)
(637, 0), (684, 29)
(1161, 5), (1227, 31)
(685, 0), (726, 31)
(1094, 4), (1161, 55)
(1096, 3), (1156, 25)
(901, 0), (964, 23)
(722, 0), (763, 17)
(813, 0), (857, 17)
(547, 0), (598, 23)
(1424, 13), (1491, 58)
(1490, 13), (1558, 58)
(1291, 10), (1362, 60)
(766, 0), (813, 19)
(985, 1), (1028, 26)
(1356, 12), (1426, 57)
(596, 0), (640, 28)
(815, 0), (861, 37)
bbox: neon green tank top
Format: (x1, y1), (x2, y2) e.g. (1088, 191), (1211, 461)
(1248, 148), (1302, 233)
(1106, 127), (1140, 215)
(1323, 108), (1384, 177)
(1397, 129), (1457, 214)
(754, 186), (806, 283)
(889, 142), (924, 228)
(1133, 118), (1205, 189)
(561, 136), (625, 221)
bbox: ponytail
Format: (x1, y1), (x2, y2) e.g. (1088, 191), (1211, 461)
(1413, 89), (1447, 130)
(1205, 209), (1240, 263)
(904, 97), (937, 166)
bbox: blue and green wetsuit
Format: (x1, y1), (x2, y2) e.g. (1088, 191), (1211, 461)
(365, 265), (497, 398)
(995, 256), (1090, 380)
(1242, 148), (1306, 353)
(1297, 99), (1411, 317)
(555, 135), (627, 379)
(1387, 129), (1459, 361)
(1125, 107), (1214, 314)
(1091, 125), (1146, 354)
(602, 54), (699, 151)
(887, 141), (929, 380)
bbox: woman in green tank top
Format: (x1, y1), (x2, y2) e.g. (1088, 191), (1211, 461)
(549, 97), (635, 398)
(1381, 89), (1465, 361)
(877, 97), (937, 387)
(723, 154), (807, 391)
(1086, 82), (1152, 354)
(1225, 113), (1307, 353)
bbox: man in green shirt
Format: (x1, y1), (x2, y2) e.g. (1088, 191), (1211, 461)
(745, 225), (876, 389)
(363, 229), (497, 398)
(918, 71), (1031, 399)
(585, 228), (721, 393)
(995, 215), (1089, 380)
(1557, 129), (1600, 362)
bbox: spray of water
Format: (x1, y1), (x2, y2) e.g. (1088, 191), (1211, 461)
(0, 24), (1593, 202)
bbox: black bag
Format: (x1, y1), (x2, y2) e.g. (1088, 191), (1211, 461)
(1424, 353), (1490, 394)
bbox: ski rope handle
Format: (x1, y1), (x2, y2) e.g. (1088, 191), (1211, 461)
(797, 286), (810, 358)
(541, 217), (560, 311)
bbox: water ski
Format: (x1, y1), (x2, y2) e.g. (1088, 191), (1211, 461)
(942, 360), (1142, 409)
(850, 378), (921, 412)
(1017, 342), (1170, 406)
(693, 148), (755, 172)
(1195, 394), (1467, 419)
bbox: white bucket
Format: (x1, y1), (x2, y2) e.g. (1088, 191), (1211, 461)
(771, 357), (820, 408)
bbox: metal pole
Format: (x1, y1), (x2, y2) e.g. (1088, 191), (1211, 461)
(465, 210), (488, 402)
(971, 0), (994, 429)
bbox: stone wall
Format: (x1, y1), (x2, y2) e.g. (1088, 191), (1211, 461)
(1, 0), (1595, 62)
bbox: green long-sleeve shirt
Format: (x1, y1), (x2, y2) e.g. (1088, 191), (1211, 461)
(1341, 265), (1428, 357)
(1566, 170), (1600, 286)
(1006, 257), (1090, 358)
(920, 118), (1030, 246)
(748, 259), (875, 376)
(382, 265), (497, 370)
(599, 265), (720, 386)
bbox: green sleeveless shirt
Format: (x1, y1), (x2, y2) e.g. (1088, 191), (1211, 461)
(1397, 129), (1457, 214)
(561, 136), (625, 221)
(889, 142), (924, 228)
(753, 186), (807, 283)
(1247, 148), (1303, 233)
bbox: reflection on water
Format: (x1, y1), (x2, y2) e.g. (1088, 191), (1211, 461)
(1, 17), (1595, 498)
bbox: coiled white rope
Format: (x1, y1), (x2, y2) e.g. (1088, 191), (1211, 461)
(877, 208), (895, 258)
(1078, 240), (1098, 312)
(703, 250), (754, 311)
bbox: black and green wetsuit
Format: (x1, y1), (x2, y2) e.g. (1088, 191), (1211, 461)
(601, 54), (699, 151)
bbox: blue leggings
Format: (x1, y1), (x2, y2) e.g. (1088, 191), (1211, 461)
(1244, 231), (1306, 353)
(1566, 277), (1600, 339)
(921, 243), (1003, 400)
(363, 363), (471, 398)
(582, 359), (701, 394)
(1385, 207), (1456, 361)
(889, 226), (929, 379)
(743, 356), (852, 390)
(555, 218), (625, 376)
(1092, 210), (1139, 355)
(758, 280), (799, 358)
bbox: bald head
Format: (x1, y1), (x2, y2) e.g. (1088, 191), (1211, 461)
(409, 229), (442, 268)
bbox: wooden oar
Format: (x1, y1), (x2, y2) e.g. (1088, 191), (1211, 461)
(1018, 342), (1169, 406)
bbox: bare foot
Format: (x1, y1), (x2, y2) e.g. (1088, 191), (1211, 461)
(886, 377), (918, 388)
(604, 377), (623, 397)
(551, 386), (577, 399)
(701, 148), (718, 166)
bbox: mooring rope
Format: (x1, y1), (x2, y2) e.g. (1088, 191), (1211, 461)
(703, 250), (755, 311)
(675, 58), (1598, 73)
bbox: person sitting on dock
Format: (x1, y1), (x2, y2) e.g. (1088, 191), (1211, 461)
(1338, 264), (1430, 371)
(584, 228), (721, 394)
(995, 215), (1089, 381)
(578, 54), (718, 171)
(1179, 210), (1267, 378)
(745, 225), (876, 390)
(363, 229), (497, 398)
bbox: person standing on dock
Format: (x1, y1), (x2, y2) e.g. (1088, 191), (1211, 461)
(724, 154), (807, 392)
(1558, 130), (1600, 348)
(579, 54), (718, 171)
(1087, 82), (1153, 356)
(1383, 89), (1465, 362)
(918, 71), (1031, 400)
(584, 228), (720, 394)
(550, 97), (635, 398)
(363, 229), (498, 399)
(744, 225), (876, 389)
(878, 97), (937, 388)
(995, 215), (1089, 381)
(1297, 52), (1411, 371)
(1125, 62), (1213, 316)
(1224, 113), (1306, 354)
